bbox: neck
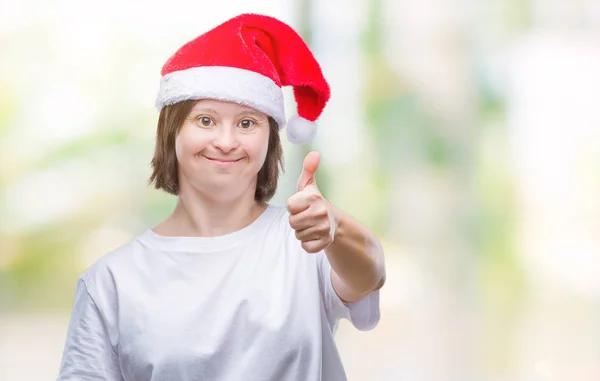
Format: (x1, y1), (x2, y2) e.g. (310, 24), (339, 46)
(154, 180), (267, 238)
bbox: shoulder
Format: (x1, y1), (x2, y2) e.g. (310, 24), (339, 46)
(265, 203), (290, 223)
(79, 232), (147, 296)
(262, 203), (296, 238)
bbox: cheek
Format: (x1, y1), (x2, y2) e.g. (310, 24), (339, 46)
(174, 135), (183, 159)
(260, 138), (269, 160)
(175, 128), (209, 160)
(253, 133), (270, 167)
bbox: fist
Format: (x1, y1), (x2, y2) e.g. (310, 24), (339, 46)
(287, 151), (338, 254)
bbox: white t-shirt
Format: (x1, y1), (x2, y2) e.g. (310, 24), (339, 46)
(57, 204), (380, 381)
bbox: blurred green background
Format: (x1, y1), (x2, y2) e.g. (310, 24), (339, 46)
(1, 0), (600, 380)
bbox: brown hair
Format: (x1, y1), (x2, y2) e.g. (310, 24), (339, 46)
(149, 100), (285, 203)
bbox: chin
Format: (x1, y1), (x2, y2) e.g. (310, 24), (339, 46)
(196, 176), (253, 195)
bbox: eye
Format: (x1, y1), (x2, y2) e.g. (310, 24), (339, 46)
(238, 119), (255, 130)
(197, 116), (214, 128)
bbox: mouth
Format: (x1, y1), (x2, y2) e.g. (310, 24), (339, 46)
(202, 155), (243, 166)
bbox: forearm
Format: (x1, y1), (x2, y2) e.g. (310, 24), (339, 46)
(325, 205), (386, 301)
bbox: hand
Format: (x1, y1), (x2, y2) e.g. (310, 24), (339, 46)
(287, 151), (338, 254)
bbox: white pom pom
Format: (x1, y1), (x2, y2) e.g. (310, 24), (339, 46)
(285, 115), (317, 145)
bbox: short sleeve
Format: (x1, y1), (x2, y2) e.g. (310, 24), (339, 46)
(316, 251), (380, 332)
(57, 276), (124, 381)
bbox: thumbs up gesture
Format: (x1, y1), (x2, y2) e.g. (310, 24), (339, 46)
(287, 151), (338, 254)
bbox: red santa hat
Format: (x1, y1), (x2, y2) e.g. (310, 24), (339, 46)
(155, 13), (331, 145)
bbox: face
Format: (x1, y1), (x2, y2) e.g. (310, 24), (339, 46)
(175, 99), (270, 199)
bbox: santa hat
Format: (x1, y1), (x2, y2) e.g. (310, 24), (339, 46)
(155, 13), (331, 145)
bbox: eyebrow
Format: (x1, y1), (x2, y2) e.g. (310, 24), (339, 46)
(193, 107), (219, 115)
(191, 107), (265, 118)
(236, 110), (266, 118)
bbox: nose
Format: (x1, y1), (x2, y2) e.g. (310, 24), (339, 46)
(212, 125), (240, 153)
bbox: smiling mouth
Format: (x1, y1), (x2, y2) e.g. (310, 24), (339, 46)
(202, 155), (243, 164)
(205, 157), (241, 162)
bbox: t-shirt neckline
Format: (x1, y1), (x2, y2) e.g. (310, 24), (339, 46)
(138, 204), (279, 253)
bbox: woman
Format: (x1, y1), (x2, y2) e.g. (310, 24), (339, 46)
(57, 13), (386, 381)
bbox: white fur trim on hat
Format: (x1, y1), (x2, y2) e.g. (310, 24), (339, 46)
(155, 66), (286, 128)
(286, 115), (317, 145)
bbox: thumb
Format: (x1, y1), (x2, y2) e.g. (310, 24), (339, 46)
(297, 151), (320, 192)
